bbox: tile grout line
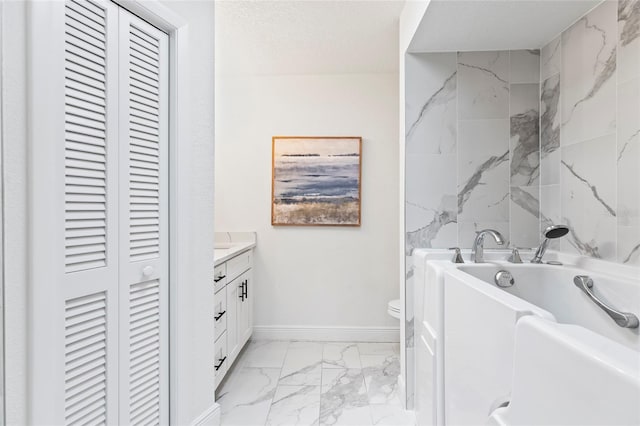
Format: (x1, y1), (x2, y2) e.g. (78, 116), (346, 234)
(263, 340), (292, 425)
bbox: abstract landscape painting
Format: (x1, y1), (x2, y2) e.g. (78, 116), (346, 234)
(272, 136), (362, 226)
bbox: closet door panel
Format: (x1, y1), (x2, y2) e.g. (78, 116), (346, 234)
(63, 2), (120, 425)
(118, 10), (169, 426)
(31, 0), (120, 423)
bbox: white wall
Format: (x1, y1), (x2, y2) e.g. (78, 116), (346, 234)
(215, 73), (400, 336)
(2, 1), (29, 423)
(398, 1), (430, 407)
(159, 1), (217, 424)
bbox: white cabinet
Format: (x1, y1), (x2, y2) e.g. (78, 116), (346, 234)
(214, 248), (253, 387)
(235, 270), (253, 357)
(226, 276), (239, 361)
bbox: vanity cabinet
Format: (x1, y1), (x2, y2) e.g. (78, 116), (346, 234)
(214, 248), (253, 387)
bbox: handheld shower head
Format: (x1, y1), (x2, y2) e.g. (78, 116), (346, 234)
(543, 224), (569, 239)
(531, 224), (569, 263)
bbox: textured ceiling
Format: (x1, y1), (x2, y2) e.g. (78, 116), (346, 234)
(215, 0), (405, 75)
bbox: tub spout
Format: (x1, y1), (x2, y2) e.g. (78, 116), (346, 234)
(471, 229), (505, 263)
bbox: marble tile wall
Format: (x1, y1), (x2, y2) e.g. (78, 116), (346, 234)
(406, 49), (541, 255)
(403, 48), (540, 408)
(540, 0), (640, 265)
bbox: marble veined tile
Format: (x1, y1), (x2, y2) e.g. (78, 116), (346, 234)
(618, 226), (640, 265)
(405, 53), (457, 155)
(322, 343), (361, 369)
(510, 83), (540, 186)
(540, 184), (562, 251)
(357, 343), (399, 357)
(320, 369), (371, 426)
(617, 78), (640, 229)
(370, 405), (415, 426)
(361, 355), (401, 406)
(458, 221), (510, 249)
(510, 50), (540, 84)
(618, 0), (640, 84)
(541, 36), (561, 81)
(458, 51), (510, 119)
(561, 0), (617, 146)
(510, 186), (540, 249)
(218, 367), (281, 425)
(458, 119), (510, 224)
(280, 342), (324, 386)
(240, 340), (290, 368)
(405, 154), (457, 250)
(266, 385), (321, 426)
(540, 74), (561, 185)
(561, 134), (617, 260)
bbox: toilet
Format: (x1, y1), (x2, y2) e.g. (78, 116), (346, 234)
(387, 299), (401, 319)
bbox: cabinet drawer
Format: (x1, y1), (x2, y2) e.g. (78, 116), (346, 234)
(227, 250), (252, 281)
(214, 287), (227, 341)
(214, 331), (228, 387)
(214, 263), (227, 293)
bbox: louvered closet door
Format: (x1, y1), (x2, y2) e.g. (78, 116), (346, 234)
(118, 10), (169, 426)
(62, 1), (120, 424)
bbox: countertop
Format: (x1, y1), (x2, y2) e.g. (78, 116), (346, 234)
(214, 231), (257, 266)
(214, 241), (256, 266)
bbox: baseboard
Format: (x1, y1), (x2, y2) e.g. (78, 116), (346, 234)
(251, 325), (400, 342)
(190, 403), (221, 426)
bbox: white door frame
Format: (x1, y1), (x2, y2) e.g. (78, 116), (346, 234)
(112, 2), (190, 424)
(0, 1), (5, 423)
(28, 1), (192, 424)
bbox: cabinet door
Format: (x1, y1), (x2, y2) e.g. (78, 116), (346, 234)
(237, 271), (252, 347)
(117, 9), (169, 425)
(226, 275), (239, 362)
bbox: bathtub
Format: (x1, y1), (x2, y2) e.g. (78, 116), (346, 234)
(455, 262), (639, 351)
(413, 249), (640, 426)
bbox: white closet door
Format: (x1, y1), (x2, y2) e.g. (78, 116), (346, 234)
(117, 10), (169, 426)
(62, 1), (120, 424)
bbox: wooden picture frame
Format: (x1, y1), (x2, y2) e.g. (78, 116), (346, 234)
(271, 136), (362, 226)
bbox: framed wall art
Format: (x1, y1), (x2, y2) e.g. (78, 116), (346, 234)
(271, 136), (362, 226)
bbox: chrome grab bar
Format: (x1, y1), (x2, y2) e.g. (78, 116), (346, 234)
(573, 275), (639, 329)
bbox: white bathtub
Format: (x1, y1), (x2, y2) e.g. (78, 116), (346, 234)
(413, 249), (640, 426)
(456, 262), (640, 352)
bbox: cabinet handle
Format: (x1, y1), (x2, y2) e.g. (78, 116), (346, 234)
(214, 356), (227, 371)
(214, 274), (226, 283)
(214, 310), (226, 321)
(243, 280), (248, 299)
(238, 282), (244, 301)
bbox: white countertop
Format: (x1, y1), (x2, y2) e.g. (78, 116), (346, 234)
(214, 241), (256, 266)
(214, 231), (257, 266)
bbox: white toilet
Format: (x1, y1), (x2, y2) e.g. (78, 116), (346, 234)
(387, 299), (401, 320)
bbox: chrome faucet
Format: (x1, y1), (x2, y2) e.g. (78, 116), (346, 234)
(471, 229), (505, 263)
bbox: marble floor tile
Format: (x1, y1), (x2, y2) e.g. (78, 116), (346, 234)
(322, 343), (362, 369)
(361, 355), (401, 406)
(320, 369), (371, 425)
(240, 340), (290, 368)
(217, 340), (405, 426)
(357, 343), (399, 356)
(266, 385), (321, 426)
(370, 404), (415, 426)
(218, 367), (281, 425)
(280, 342), (324, 386)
